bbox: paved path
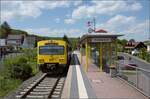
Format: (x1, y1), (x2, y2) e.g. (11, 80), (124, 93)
(75, 51), (148, 99)
(87, 72), (147, 99)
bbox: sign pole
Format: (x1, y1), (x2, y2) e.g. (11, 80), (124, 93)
(85, 41), (88, 72)
(99, 42), (103, 72)
(80, 45), (82, 64)
(93, 17), (96, 32)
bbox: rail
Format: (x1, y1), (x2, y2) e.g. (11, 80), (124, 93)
(116, 61), (150, 98)
(16, 73), (66, 99)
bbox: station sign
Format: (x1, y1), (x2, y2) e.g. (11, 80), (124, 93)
(91, 38), (112, 42)
(88, 28), (94, 33)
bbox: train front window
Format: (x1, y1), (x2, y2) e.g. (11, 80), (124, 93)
(39, 45), (64, 55)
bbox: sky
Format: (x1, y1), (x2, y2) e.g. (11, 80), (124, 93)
(0, 0), (150, 41)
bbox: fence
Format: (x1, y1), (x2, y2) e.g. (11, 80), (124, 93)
(0, 53), (23, 71)
(116, 61), (150, 97)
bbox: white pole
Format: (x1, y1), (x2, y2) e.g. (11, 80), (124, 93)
(93, 17), (96, 32)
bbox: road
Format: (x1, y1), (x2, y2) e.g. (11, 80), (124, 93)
(118, 52), (150, 71)
(118, 52), (150, 77)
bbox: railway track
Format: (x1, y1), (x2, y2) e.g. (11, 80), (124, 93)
(16, 73), (66, 99)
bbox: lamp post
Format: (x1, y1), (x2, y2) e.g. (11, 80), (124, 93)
(87, 17), (96, 33)
(93, 17), (96, 32)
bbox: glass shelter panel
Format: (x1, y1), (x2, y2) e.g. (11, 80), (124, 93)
(89, 42), (117, 71)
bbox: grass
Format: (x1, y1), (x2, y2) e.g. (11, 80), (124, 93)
(0, 75), (22, 97)
(0, 48), (38, 98)
(144, 53), (150, 63)
(133, 49), (150, 63)
(28, 61), (39, 75)
(122, 70), (136, 75)
(0, 61), (38, 98)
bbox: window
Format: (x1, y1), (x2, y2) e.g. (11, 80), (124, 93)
(39, 45), (64, 55)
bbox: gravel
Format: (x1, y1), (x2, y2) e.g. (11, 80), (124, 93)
(3, 72), (43, 99)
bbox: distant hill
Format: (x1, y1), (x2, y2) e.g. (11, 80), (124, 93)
(10, 29), (28, 35)
(0, 21), (80, 50)
(37, 36), (80, 50)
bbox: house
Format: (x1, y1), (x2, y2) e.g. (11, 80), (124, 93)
(145, 41), (150, 52)
(22, 35), (37, 48)
(0, 39), (7, 57)
(147, 44), (150, 52)
(6, 34), (25, 50)
(124, 41), (147, 54)
(0, 39), (6, 46)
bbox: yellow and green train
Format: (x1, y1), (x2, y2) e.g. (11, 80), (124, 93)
(37, 40), (71, 73)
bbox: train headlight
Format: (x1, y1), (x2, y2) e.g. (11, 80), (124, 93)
(59, 58), (64, 62)
(39, 59), (44, 63)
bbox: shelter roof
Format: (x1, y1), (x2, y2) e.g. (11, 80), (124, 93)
(80, 33), (123, 43)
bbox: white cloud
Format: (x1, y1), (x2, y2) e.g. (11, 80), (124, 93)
(130, 2), (142, 11)
(64, 18), (75, 24)
(1, 1), (45, 20)
(97, 15), (149, 41)
(68, 1), (142, 22)
(97, 15), (136, 33)
(122, 20), (150, 41)
(1, 11), (15, 21)
(123, 20), (149, 34)
(107, 15), (136, 24)
(1, 1), (80, 21)
(45, 1), (70, 9)
(73, 1), (82, 6)
(72, 6), (89, 19)
(25, 28), (82, 37)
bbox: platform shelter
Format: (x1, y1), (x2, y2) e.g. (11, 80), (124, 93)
(79, 31), (123, 72)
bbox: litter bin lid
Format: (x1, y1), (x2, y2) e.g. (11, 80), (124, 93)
(110, 65), (116, 69)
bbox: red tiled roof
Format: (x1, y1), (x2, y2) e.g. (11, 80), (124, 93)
(126, 42), (139, 47)
(125, 42), (146, 49)
(95, 29), (107, 33)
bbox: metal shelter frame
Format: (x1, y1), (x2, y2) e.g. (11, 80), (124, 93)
(79, 33), (123, 72)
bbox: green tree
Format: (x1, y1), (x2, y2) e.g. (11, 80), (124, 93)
(117, 39), (128, 52)
(1, 21), (10, 29)
(129, 39), (135, 43)
(0, 21), (11, 38)
(63, 34), (71, 45)
(0, 27), (7, 38)
(139, 48), (147, 60)
(121, 39), (128, 46)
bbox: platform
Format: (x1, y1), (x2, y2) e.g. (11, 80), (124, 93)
(62, 51), (148, 99)
(61, 53), (96, 98)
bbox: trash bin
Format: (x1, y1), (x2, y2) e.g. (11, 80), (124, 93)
(110, 66), (117, 78)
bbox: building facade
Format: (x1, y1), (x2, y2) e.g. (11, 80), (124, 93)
(22, 35), (37, 48)
(6, 34), (25, 50)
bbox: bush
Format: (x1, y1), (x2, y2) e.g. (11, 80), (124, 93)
(0, 48), (37, 97)
(18, 57), (28, 63)
(3, 57), (18, 78)
(12, 63), (32, 80)
(4, 57), (32, 80)
(22, 48), (37, 62)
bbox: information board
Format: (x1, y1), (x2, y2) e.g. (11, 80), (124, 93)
(91, 38), (111, 42)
